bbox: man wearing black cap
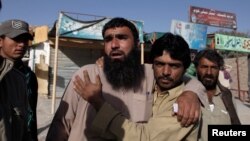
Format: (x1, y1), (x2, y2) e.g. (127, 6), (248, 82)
(0, 19), (38, 141)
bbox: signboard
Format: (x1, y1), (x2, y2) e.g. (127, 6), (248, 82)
(189, 6), (237, 29)
(58, 13), (144, 43)
(144, 32), (165, 43)
(215, 34), (250, 53)
(34, 26), (49, 44)
(170, 19), (207, 50)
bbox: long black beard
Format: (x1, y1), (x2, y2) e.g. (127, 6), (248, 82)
(103, 48), (145, 91)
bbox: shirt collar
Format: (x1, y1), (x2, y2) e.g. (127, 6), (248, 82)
(214, 85), (222, 96)
(0, 57), (14, 81)
(154, 83), (185, 101)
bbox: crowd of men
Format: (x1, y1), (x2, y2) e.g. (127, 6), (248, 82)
(0, 2), (242, 140)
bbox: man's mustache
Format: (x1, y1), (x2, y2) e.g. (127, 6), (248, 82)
(109, 50), (125, 56)
(158, 76), (174, 82)
(203, 74), (215, 79)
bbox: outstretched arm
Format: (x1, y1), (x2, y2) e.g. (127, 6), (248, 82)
(175, 76), (205, 127)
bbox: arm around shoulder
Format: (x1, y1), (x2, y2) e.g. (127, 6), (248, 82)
(183, 76), (207, 105)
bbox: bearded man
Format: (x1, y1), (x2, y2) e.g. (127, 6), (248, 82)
(193, 49), (241, 141)
(47, 17), (202, 141)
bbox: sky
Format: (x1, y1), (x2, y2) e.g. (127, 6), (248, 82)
(1, 0), (250, 34)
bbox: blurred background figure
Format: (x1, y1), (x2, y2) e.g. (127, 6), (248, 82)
(219, 64), (232, 89)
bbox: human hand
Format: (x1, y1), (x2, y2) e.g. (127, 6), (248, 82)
(173, 91), (200, 127)
(95, 56), (104, 68)
(73, 70), (104, 110)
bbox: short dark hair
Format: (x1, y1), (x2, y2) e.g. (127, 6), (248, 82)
(193, 49), (224, 69)
(102, 17), (139, 43)
(149, 32), (191, 70)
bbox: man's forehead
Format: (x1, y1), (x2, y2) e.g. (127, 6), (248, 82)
(200, 58), (218, 66)
(155, 52), (183, 64)
(104, 27), (131, 36)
